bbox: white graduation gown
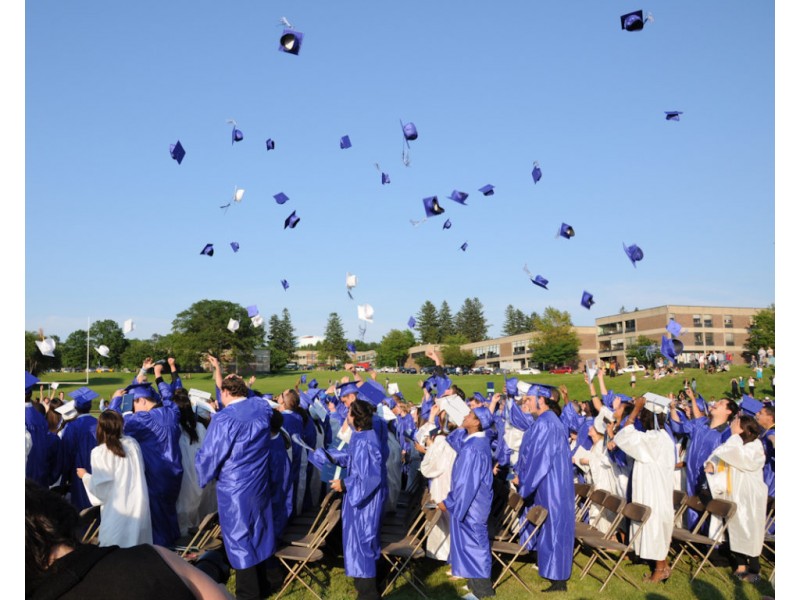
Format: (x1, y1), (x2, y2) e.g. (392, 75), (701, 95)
(419, 435), (457, 560)
(706, 435), (767, 557)
(586, 439), (624, 534)
(176, 423), (207, 536)
(82, 436), (152, 548)
(614, 426), (674, 561)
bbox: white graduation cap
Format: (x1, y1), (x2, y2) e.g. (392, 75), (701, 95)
(643, 392), (671, 415)
(516, 381), (533, 396)
(357, 304), (374, 323)
(50, 382), (60, 390)
(309, 399), (328, 422)
(36, 338), (56, 358)
(437, 394), (470, 426)
(227, 318), (240, 333)
(376, 404), (397, 422)
(593, 405), (614, 435)
(586, 359), (598, 383)
(123, 319), (135, 334)
(233, 186), (245, 203)
(251, 314), (264, 328)
(95, 345), (110, 358)
(387, 383), (400, 396)
(188, 388), (216, 416)
(345, 272), (358, 299)
(54, 400), (77, 420)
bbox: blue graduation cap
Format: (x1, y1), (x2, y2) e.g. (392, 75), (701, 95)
(620, 10), (647, 31)
(408, 316), (416, 329)
(581, 291), (595, 310)
(124, 382), (160, 401)
(337, 381), (359, 397)
(274, 192), (289, 205)
(694, 394), (708, 414)
(660, 335), (684, 364)
(623, 242), (644, 267)
(228, 121), (243, 144)
(381, 172), (390, 185)
(309, 378), (318, 389)
(340, 135), (352, 149)
(265, 138), (275, 150)
(347, 342), (356, 353)
(443, 219), (452, 230)
(422, 196), (444, 218)
(448, 190), (469, 205)
(358, 380), (387, 407)
(460, 242), (468, 252)
(200, 243), (214, 257)
(529, 383), (555, 399)
(230, 242), (240, 253)
(558, 223), (575, 239)
(170, 141), (185, 165)
(505, 376), (519, 398)
(69, 386), (100, 410)
(473, 406), (494, 431)
(301, 374), (307, 384)
(531, 275), (549, 289)
(740, 395), (763, 417)
(432, 374), (452, 396)
(402, 122), (418, 141)
(665, 111), (683, 121)
(247, 305), (259, 318)
(479, 184), (495, 196)
(279, 28), (304, 55)
(384, 395), (397, 410)
(666, 319), (684, 337)
(531, 161), (542, 184)
(284, 211), (300, 229)
(281, 279), (289, 290)
(25, 371), (39, 391)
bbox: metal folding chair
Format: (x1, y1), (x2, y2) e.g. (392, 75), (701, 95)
(173, 511), (222, 559)
(79, 505), (101, 544)
(491, 505), (548, 594)
(574, 482), (594, 519)
(671, 498), (737, 582)
(493, 490), (524, 542)
(380, 504), (442, 598)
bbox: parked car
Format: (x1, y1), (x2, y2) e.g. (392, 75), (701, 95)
(549, 366), (574, 374)
(420, 366), (436, 375)
(470, 366), (492, 375)
(284, 363), (299, 371)
(618, 364), (646, 373)
(517, 367), (542, 375)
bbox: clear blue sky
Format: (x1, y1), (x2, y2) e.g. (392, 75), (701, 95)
(23, 1), (778, 344)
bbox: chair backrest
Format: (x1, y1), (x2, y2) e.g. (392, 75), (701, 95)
(622, 501), (651, 525)
(579, 489), (608, 522)
(601, 493), (625, 515)
(673, 490), (687, 512)
(575, 482), (592, 500)
(525, 505), (548, 528)
(705, 498), (737, 520)
(683, 495), (705, 513)
(79, 505), (101, 544)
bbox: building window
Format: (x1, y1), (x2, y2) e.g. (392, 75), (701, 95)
(725, 333), (734, 346)
(705, 333), (714, 346)
(694, 332), (704, 346)
(703, 314), (713, 328)
(693, 314), (702, 328)
(724, 315), (733, 328)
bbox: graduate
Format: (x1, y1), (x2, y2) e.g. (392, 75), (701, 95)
(755, 403), (775, 497)
(331, 399), (386, 600)
(25, 372), (52, 488)
(58, 390), (98, 511)
(514, 385), (574, 593)
(172, 388), (207, 537)
(276, 387), (307, 517)
(575, 415), (624, 533)
(268, 410), (292, 540)
(438, 406), (495, 599)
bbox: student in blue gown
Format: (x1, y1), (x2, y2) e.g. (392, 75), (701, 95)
(25, 373), (52, 487)
(196, 369), (276, 600)
(438, 407), (496, 599)
(267, 410), (292, 541)
(59, 392), (98, 511)
(331, 399), (386, 600)
(756, 403), (775, 497)
(514, 385), (574, 593)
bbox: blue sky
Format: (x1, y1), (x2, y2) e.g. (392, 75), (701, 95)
(22, 1), (779, 344)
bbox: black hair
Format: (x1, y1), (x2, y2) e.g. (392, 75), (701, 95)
(350, 399), (375, 431)
(172, 388), (199, 444)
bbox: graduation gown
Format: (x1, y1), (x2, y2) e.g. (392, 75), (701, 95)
(176, 423), (207, 536)
(195, 397), (275, 570)
(385, 427), (403, 513)
(82, 436), (152, 547)
(586, 439), (624, 533)
(268, 432), (292, 540)
(760, 427), (775, 497)
(281, 410), (305, 516)
(614, 425), (674, 561)
(419, 435), (457, 560)
(443, 431), (493, 579)
(124, 400), (183, 547)
(342, 429), (385, 578)
(707, 435), (767, 557)
(516, 410), (574, 581)
(25, 404), (51, 487)
(59, 414), (98, 511)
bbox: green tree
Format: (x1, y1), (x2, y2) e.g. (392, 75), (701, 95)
(26, 331), (62, 375)
(319, 312), (349, 365)
(267, 308), (297, 371)
(438, 301), (455, 340)
(171, 299), (264, 368)
(60, 329), (89, 369)
(120, 338), (160, 371)
(502, 304), (531, 336)
(441, 334), (477, 370)
(416, 301), (440, 344)
(89, 319), (128, 368)
(376, 329), (416, 368)
(625, 335), (661, 367)
(528, 307), (580, 368)
(746, 305), (775, 356)
(454, 297), (489, 342)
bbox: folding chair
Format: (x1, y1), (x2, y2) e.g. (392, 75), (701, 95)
(79, 505), (101, 544)
(381, 488), (429, 544)
(282, 498), (342, 547)
(673, 489), (688, 527)
(579, 502), (651, 591)
(380, 505), (442, 598)
(671, 498), (737, 582)
(282, 489), (339, 535)
(173, 512), (222, 559)
(274, 508), (342, 600)
(574, 492), (626, 565)
(491, 505), (548, 593)
(574, 482), (593, 518)
(493, 491), (524, 542)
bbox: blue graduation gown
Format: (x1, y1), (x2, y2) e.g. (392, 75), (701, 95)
(761, 427), (775, 497)
(420, 396), (435, 422)
(25, 404), (51, 487)
(45, 431), (62, 486)
(281, 410), (305, 515)
(443, 431), (493, 579)
(124, 400), (183, 547)
(342, 429), (385, 578)
(268, 432), (292, 541)
(516, 410), (574, 582)
(59, 414), (98, 511)
(196, 397), (275, 570)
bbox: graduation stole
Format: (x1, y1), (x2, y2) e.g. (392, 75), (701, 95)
(715, 459), (733, 496)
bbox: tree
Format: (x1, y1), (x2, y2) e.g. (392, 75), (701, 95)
(441, 334), (477, 370)
(416, 301), (439, 344)
(454, 297), (489, 342)
(120, 338), (160, 371)
(746, 305), (775, 356)
(60, 330), (89, 369)
(626, 335), (661, 367)
(267, 308), (297, 371)
(319, 312), (349, 365)
(502, 304), (531, 336)
(89, 319), (128, 368)
(376, 329), (416, 367)
(171, 299), (264, 369)
(528, 307), (580, 368)
(26, 331), (62, 375)
(438, 301), (455, 340)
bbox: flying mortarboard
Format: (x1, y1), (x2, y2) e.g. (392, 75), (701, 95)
(408, 316), (416, 329)
(279, 28), (303, 55)
(531, 161), (542, 184)
(347, 343), (356, 354)
(230, 242), (240, 253)
(95, 345), (110, 358)
(400, 121), (417, 166)
(247, 305), (260, 318)
(251, 314), (264, 328)
(346, 273), (358, 294)
(357, 304), (374, 323)
(233, 187), (245, 203)
(301, 374), (307, 384)
(660, 335), (683, 364)
(665, 111), (683, 121)
(581, 291), (595, 310)
(274, 192), (289, 205)
(479, 184), (495, 196)
(25, 371), (40, 391)
(623, 242), (644, 267)
(170, 141), (186, 165)
(228, 120), (243, 144)
(448, 190), (468, 205)
(620, 10), (653, 31)
(227, 318), (240, 333)
(381, 172), (391, 185)
(265, 139), (275, 150)
(666, 319), (684, 337)
(36, 338), (56, 358)
(284, 211), (300, 229)
(340, 135), (352, 149)
(740, 395), (763, 417)
(460, 242), (468, 252)
(531, 275), (549, 289)
(443, 219), (452, 230)
(558, 223), (575, 239)
(281, 279), (289, 291)
(123, 319), (135, 334)
(200, 243), (214, 257)
(422, 196), (444, 218)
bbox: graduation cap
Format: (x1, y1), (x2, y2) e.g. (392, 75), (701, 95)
(448, 190), (468, 205)
(666, 319), (684, 337)
(346, 342), (356, 354)
(531, 161), (542, 184)
(169, 141), (185, 165)
(557, 223), (575, 239)
(251, 314), (264, 328)
(227, 318), (240, 333)
(358, 380), (388, 407)
(284, 211), (300, 229)
(340, 135), (352, 149)
(55, 400), (77, 420)
(665, 111), (683, 121)
(124, 382), (160, 401)
(400, 120), (417, 165)
(581, 291), (595, 310)
(274, 192), (289, 205)
(265, 139), (275, 150)
(247, 305), (259, 318)
(337, 381), (359, 397)
(531, 275), (549, 289)
(279, 28), (304, 55)
(230, 242), (240, 253)
(233, 187), (245, 203)
(25, 371), (40, 391)
(443, 219), (452, 230)
(95, 345), (110, 358)
(123, 319), (135, 334)
(529, 383), (555, 399)
(200, 243), (214, 257)
(422, 196), (444, 218)
(381, 172), (390, 185)
(660, 335), (683, 364)
(473, 406), (494, 431)
(471, 391), (489, 405)
(281, 279), (289, 291)
(643, 392), (671, 415)
(620, 10), (652, 31)
(228, 120), (243, 144)
(505, 376), (519, 398)
(408, 316), (416, 329)
(479, 184), (495, 196)
(740, 395), (763, 417)
(460, 242), (468, 252)
(346, 273), (358, 298)
(623, 242), (644, 267)
(309, 378), (318, 389)
(69, 386), (99, 410)
(357, 304), (374, 323)
(36, 338), (56, 358)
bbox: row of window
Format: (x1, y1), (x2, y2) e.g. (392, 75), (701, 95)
(688, 314), (734, 328)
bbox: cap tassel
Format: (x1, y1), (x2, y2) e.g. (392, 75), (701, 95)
(645, 12), (655, 24)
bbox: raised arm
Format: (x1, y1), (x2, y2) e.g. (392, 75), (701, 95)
(206, 354), (223, 390)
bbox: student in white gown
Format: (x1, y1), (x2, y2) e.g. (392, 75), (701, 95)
(173, 389), (208, 536)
